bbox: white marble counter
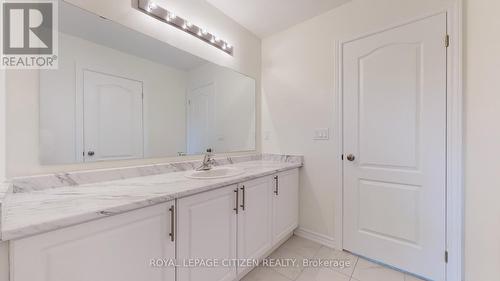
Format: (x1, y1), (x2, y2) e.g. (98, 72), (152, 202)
(1, 160), (301, 241)
(0, 183), (12, 239)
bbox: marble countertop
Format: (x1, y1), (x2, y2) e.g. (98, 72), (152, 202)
(1, 160), (301, 241)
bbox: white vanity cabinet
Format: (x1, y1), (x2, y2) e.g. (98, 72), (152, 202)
(177, 168), (299, 281)
(8, 168), (299, 281)
(237, 176), (273, 276)
(10, 202), (176, 281)
(177, 185), (238, 281)
(272, 169), (300, 243)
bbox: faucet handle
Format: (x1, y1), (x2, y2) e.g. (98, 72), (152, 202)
(206, 148), (212, 153)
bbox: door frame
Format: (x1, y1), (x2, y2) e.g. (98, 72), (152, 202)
(333, 3), (463, 281)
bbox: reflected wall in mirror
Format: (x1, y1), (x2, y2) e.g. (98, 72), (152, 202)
(40, 2), (256, 164)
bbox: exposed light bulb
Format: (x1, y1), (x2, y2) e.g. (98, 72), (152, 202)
(140, 2), (233, 55)
(183, 21), (192, 29)
(167, 12), (176, 22)
(147, 2), (157, 11)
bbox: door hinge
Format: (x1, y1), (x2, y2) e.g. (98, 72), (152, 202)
(445, 34), (450, 48)
(445, 251), (449, 263)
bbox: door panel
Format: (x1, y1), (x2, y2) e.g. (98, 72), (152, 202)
(272, 169), (299, 243)
(237, 177), (273, 276)
(342, 14), (446, 280)
(83, 70), (143, 162)
(359, 43), (420, 169)
(177, 185), (237, 281)
(187, 84), (215, 154)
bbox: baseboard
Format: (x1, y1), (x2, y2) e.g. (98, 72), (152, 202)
(294, 228), (336, 249)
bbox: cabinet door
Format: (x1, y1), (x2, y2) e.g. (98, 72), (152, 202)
(272, 169), (299, 243)
(177, 185), (238, 281)
(237, 177), (273, 276)
(10, 203), (175, 281)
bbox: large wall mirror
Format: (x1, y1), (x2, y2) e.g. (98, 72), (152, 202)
(40, 2), (256, 164)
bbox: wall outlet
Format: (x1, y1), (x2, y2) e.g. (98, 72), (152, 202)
(313, 128), (329, 140)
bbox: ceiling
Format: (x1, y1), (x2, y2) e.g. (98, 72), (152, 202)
(205, 0), (351, 38)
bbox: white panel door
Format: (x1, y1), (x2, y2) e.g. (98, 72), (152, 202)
(10, 203), (176, 281)
(83, 70), (143, 162)
(342, 14), (447, 280)
(177, 185), (237, 281)
(272, 169), (299, 243)
(187, 84), (216, 154)
(237, 177), (273, 276)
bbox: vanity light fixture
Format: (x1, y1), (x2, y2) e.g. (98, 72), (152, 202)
(138, 0), (234, 55)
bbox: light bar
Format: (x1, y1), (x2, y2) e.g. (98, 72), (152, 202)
(138, 0), (234, 55)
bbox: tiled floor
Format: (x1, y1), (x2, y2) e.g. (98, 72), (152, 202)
(242, 235), (426, 281)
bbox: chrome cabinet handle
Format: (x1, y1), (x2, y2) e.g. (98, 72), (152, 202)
(169, 205), (175, 242)
(346, 154), (355, 161)
(274, 175), (279, 196)
(240, 186), (246, 211)
(87, 151), (95, 156)
(234, 188), (239, 214)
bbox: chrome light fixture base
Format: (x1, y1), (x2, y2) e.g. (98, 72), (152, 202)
(138, 0), (234, 55)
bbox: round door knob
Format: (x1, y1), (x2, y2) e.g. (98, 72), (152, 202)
(87, 151), (95, 156)
(346, 154), (355, 161)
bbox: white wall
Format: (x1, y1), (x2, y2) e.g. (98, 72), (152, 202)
(261, 0), (453, 248)
(464, 0), (500, 279)
(187, 63), (256, 154)
(40, 33), (187, 164)
(0, 71), (6, 281)
(263, 0), (500, 279)
(5, 0), (261, 177)
(0, 242), (7, 281)
(0, 69), (5, 181)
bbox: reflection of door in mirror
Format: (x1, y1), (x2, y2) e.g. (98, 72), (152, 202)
(83, 70), (144, 162)
(187, 84), (215, 155)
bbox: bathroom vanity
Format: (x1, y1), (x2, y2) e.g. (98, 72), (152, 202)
(0, 2), (300, 281)
(1, 155), (301, 281)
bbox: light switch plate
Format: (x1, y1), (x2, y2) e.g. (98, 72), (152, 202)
(313, 128), (329, 140)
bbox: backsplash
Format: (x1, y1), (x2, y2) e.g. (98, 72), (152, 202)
(10, 154), (303, 193)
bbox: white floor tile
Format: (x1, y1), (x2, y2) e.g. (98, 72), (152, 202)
(241, 266), (291, 281)
(268, 245), (306, 280)
(313, 246), (358, 277)
(296, 267), (351, 281)
(241, 236), (427, 281)
(352, 258), (405, 281)
(404, 274), (427, 281)
(279, 236), (322, 258)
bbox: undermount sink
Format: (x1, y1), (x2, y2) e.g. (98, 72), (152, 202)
(185, 167), (245, 179)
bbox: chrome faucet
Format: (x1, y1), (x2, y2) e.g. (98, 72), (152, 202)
(196, 148), (216, 171)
